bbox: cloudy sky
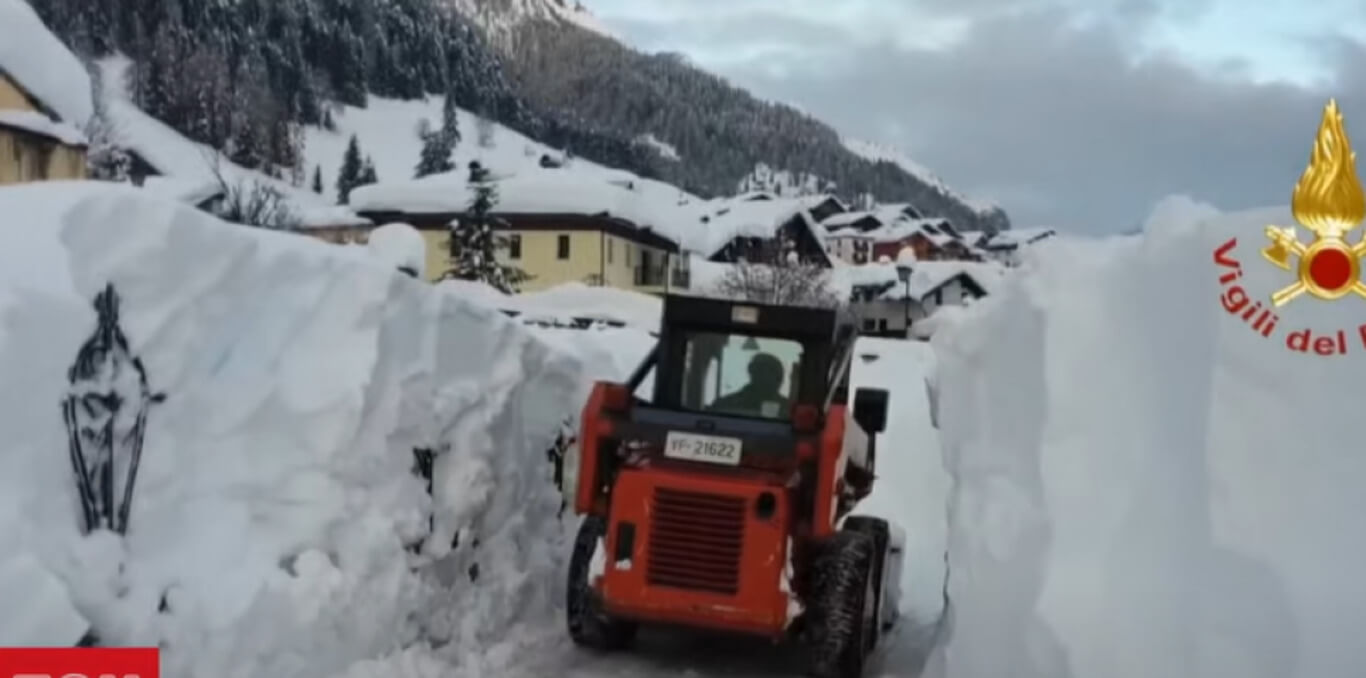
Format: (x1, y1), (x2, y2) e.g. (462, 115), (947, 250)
(583, 0), (1366, 233)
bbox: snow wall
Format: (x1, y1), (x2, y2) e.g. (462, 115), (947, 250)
(0, 183), (594, 677)
(926, 196), (1366, 678)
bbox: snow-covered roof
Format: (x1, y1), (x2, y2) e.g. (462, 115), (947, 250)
(983, 227), (1057, 248)
(821, 204), (929, 234)
(860, 218), (958, 247)
(828, 230), (875, 241)
(822, 210), (883, 230)
(0, 109), (86, 146)
(0, 0), (93, 126)
(876, 202), (923, 219)
(841, 260), (1008, 302)
(699, 196), (833, 264)
(349, 165), (705, 249)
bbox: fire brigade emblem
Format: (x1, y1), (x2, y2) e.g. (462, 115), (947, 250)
(1263, 99), (1366, 306)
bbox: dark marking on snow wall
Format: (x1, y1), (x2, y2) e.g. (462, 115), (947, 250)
(62, 283), (165, 536)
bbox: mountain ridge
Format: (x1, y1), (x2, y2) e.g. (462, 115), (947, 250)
(451, 0), (1011, 233)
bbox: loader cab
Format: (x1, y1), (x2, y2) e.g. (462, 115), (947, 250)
(648, 296), (839, 419)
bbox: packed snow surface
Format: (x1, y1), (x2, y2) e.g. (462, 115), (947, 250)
(0, 553), (89, 645)
(0, 182), (597, 677)
(0, 0), (94, 126)
(924, 198), (1366, 678)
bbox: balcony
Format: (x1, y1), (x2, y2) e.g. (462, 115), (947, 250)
(633, 265), (691, 291)
(634, 265), (668, 287)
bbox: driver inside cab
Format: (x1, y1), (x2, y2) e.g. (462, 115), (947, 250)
(709, 352), (789, 418)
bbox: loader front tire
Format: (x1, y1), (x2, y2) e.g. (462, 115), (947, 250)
(843, 516), (890, 649)
(566, 515), (637, 651)
(807, 530), (876, 678)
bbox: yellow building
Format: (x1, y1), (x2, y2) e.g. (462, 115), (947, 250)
(0, 69), (87, 185)
(319, 210), (690, 295)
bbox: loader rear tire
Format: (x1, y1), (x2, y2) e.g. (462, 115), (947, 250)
(843, 516), (890, 650)
(807, 530), (876, 678)
(566, 515), (637, 651)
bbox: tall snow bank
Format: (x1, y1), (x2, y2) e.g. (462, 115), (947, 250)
(926, 201), (1366, 678)
(367, 223), (427, 278)
(513, 282), (663, 331)
(848, 338), (947, 621)
(0, 183), (583, 677)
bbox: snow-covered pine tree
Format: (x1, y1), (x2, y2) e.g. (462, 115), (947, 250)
(335, 134), (364, 204)
(312, 165), (323, 194)
(441, 89), (461, 148)
(445, 161), (521, 292)
(359, 155), (379, 185)
(414, 118), (455, 178)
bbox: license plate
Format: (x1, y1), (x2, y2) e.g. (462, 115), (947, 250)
(663, 431), (743, 465)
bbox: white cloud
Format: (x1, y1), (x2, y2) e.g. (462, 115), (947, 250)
(582, 0), (1366, 232)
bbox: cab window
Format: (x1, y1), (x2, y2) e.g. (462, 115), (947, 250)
(679, 331), (804, 420)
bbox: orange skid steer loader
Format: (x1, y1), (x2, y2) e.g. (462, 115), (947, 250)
(561, 295), (904, 678)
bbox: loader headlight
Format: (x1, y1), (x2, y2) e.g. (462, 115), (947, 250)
(561, 441), (580, 506)
(755, 492), (777, 521)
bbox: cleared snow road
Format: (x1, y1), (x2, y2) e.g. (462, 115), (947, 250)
(545, 617), (942, 678)
(518, 338), (950, 678)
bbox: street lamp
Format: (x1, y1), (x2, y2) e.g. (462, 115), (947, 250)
(896, 261), (913, 338)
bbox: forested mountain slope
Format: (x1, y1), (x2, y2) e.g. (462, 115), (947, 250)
(482, 1), (1011, 233)
(24, 0), (1009, 233)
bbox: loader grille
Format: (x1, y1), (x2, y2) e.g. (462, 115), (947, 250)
(647, 487), (746, 595)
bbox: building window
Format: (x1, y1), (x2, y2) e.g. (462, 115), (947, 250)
(607, 237), (613, 264)
(509, 234), (522, 259)
(557, 234), (570, 259)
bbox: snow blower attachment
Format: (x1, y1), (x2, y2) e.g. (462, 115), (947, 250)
(563, 295), (902, 678)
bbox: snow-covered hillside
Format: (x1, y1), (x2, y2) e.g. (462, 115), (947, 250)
(922, 197), (1366, 678)
(443, 0), (616, 44)
(842, 138), (999, 217)
(95, 57), (363, 228)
